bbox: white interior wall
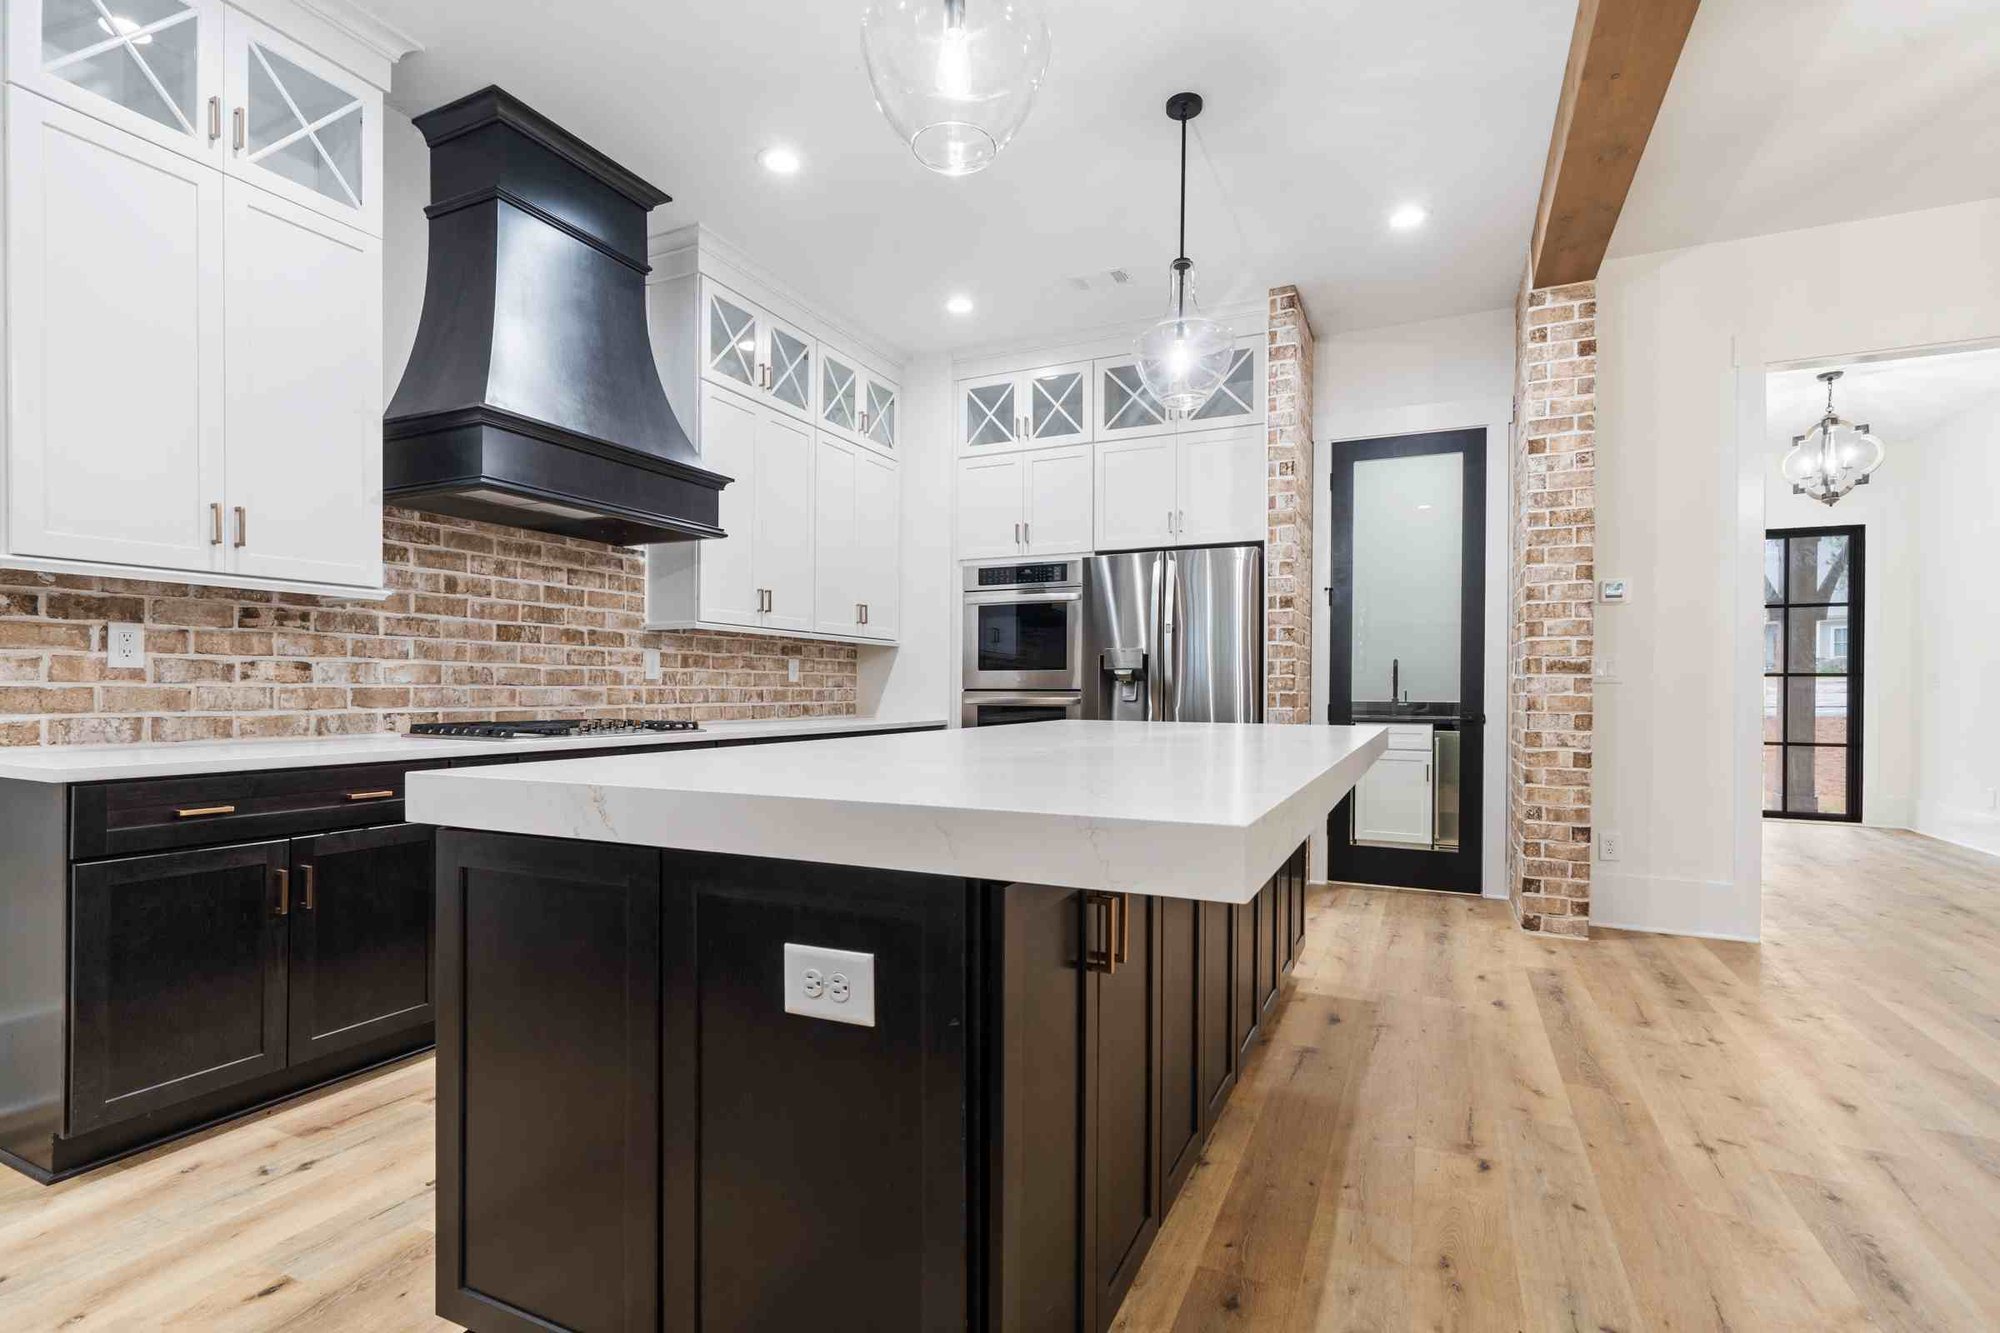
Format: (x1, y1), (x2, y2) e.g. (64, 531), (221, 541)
(1913, 387), (2000, 855)
(1311, 308), (1514, 893)
(1594, 195), (2000, 941)
(1762, 445), (1918, 829)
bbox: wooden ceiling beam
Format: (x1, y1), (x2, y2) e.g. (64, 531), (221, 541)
(1529, 0), (1702, 288)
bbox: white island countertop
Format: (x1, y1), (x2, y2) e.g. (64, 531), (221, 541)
(0, 715), (946, 783)
(407, 720), (1388, 903)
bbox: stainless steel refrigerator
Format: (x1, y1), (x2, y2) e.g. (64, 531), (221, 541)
(1082, 544), (1263, 722)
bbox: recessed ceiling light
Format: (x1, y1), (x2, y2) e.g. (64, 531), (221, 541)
(945, 294), (974, 315)
(1417, 503), (1433, 511)
(1389, 203), (1427, 231)
(758, 145), (801, 176)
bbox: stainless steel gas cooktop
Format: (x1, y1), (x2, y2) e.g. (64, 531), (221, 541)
(407, 719), (703, 740)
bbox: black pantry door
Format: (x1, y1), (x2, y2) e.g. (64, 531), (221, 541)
(1326, 427), (1487, 893)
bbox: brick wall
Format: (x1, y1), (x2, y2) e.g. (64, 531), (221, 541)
(1266, 285), (1316, 724)
(0, 507), (857, 746)
(1507, 279), (1596, 937)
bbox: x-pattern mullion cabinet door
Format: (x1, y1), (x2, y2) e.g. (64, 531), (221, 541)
(1180, 339), (1265, 429)
(4, 87), (227, 575)
(702, 278), (764, 399)
(860, 369), (899, 455)
(7, 0), (225, 166)
(763, 311), (817, 423)
(1023, 362), (1091, 447)
(821, 346), (897, 451)
(222, 8), (380, 236)
(1094, 356), (1175, 441)
(959, 370), (1024, 453)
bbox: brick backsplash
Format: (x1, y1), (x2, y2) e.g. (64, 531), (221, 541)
(0, 507), (856, 747)
(1507, 278), (1596, 938)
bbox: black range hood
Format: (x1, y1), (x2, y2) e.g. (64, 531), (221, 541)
(385, 87), (727, 545)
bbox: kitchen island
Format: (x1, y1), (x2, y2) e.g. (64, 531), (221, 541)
(407, 720), (1386, 1333)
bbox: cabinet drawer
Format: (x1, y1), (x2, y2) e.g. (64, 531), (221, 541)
(71, 761), (445, 860)
(1385, 725), (1433, 751)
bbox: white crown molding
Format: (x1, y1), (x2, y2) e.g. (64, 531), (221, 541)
(948, 295), (1273, 380)
(649, 223), (911, 374)
(295, 0), (424, 64)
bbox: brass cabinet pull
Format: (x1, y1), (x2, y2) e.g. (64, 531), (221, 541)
(1115, 892), (1130, 967)
(176, 804), (236, 818)
(1084, 892), (1123, 974)
(274, 867), (290, 917)
(233, 506), (247, 548)
(346, 789), (396, 802)
(302, 864), (316, 911)
(209, 502), (223, 546)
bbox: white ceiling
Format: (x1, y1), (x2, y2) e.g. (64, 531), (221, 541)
(1765, 345), (2000, 450)
(370, 0), (1574, 354)
(1609, 0), (2000, 260)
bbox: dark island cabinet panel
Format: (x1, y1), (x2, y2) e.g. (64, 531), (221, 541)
(1157, 896), (1203, 1208)
(1087, 891), (1159, 1332)
(687, 853), (968, 1333)
(68, 841), (291, 1136)
(287, 824), (435, 1064)
(1198, 900), (1237, 1131)
(435, 832), (661, 1333)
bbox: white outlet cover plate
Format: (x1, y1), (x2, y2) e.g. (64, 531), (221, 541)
(107, 622), (145, 668)
(783, 942), (876, 1027)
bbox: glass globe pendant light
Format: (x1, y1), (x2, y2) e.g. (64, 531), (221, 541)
(860, 0), (1051, 177)
(1782, 370), (1886, 506)
(1134, 93), (1233, 415)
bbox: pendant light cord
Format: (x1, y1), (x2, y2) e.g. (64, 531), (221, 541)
(1175, 114), (1189, 319)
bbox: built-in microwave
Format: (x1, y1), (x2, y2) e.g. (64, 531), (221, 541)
(962, 560), (1084, 692)
(961, 690), (1084, 728)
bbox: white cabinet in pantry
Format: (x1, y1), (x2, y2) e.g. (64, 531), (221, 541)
(958, 360), (1091, 454)
(813, 434), (899, 640)
(957, 445), (1092, 561)
(1093, 424), (1264, 552)
(1352, 731), (1435, 847)
(1, 84), (383, 593)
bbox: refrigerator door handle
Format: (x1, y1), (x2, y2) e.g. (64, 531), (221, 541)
(1161, 550), (1179, 720)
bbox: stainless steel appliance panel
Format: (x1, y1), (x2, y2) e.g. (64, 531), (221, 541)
(961, 560), (1084, 692)
(1081, 544), (1262, 724)
(960, 690), (1084, 728)
(1082, 551), (1159, 720)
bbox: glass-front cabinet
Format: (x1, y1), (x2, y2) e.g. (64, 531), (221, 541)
(700, 277), (817, 424)
(820, 344), (897, 455)
(958, 360), (1092, 453)
(1094, 338), (1263, 441)
(223, 9), (379, 234)
(8, 0), (223, 163)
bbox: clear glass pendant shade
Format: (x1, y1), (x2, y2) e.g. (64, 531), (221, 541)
(861, 0), (1051, 177)
(1782, 372), (1886, 507)
(1136, 263), (1233, 414)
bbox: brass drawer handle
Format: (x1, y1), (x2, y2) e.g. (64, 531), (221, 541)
(274, 867), (289, 917)
(346, 789), (396, 802)
(302, 864), (316, 911)
(176, 804), (236, 818)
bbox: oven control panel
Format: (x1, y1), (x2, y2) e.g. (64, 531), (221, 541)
(970, 561), (1075, 589)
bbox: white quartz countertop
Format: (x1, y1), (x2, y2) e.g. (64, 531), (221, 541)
(0, 716), (945, 783)
(406, 720), (1389, 903)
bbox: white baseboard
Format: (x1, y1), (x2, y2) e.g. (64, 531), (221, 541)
(1912, 801), (2000, 859)
(1588, 869), (1761, 942)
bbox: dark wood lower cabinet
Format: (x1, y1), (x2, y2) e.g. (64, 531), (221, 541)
(433, 830), (1310, 1333)
(288, 823), (435, 1063)
(68, 841), (291, 1136)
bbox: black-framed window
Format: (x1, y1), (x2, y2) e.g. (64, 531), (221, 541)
(1763, 526), (1863, 821)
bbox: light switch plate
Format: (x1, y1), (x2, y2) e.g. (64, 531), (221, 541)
(107, 623), (145, 669)
(787, 657), (801, 684)
(783, 943), (876, 1027)
(643, 648), (662, 682)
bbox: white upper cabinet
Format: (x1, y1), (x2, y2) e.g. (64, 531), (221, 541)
(222, 8), (380, 235)
(956, 444), (1093, 560)
(958, 359), (1091, 454)
(221, 179), (380, 588)
(687, 383), (814, 633)
(6, 0), (224, 165)
(695, 384), (761, 627)
(4, 88), (224, 571)
(752, 410), (815, 633)
(1094, 337), (1264, 440)
(851, 447), (899, 637)
(1093, 424), (1263, 552)
(820, 344), (897, 455)
(700, 276), (816, 424)
(814, 434), (899, 639)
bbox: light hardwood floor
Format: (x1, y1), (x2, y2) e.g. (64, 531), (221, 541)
(2, 822), (1996, 1331)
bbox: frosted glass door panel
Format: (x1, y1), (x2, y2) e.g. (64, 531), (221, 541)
(1351, 451), (1462, 704)
(14, 0), (220, 161)
(864, 377), (897, 451)
(704, 285), (758, 390)
(224, 12), (379, 233)
(768, 324), (812, 415)
(822, 354), (859, 435)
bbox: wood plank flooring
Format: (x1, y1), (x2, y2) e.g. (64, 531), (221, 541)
(1, 821), (1995, 1330)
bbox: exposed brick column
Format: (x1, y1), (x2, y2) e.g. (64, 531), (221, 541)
(1508, 279), (1596, 937)
(1266, 286), (1315, 724)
